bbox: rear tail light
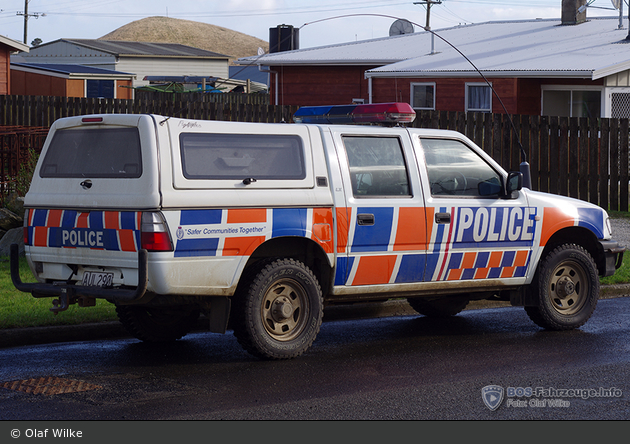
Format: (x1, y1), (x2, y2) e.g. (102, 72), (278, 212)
(81, 117), (103, 123)
(141, 212), (173, 251)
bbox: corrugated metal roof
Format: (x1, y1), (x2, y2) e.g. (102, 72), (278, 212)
(49, 39), (230, 59)
(11, 62), (133, 76)
(0, 35), (29, 53)
(238, 31), (428, 66)
(241, 17), (630, 79)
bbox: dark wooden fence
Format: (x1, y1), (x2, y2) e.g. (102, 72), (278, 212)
(0, 95), (296, 128)
(134, 91), (270, 105)
(1, 94), (628, 211)
(412, 111), (630, 212)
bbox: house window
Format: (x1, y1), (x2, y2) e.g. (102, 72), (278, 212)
(542, 87), (602, 118)
(466, 83), (492, 112)
(411, 83), (435, 110)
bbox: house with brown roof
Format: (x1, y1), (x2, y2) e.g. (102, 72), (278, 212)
(18, 39), (231, 93)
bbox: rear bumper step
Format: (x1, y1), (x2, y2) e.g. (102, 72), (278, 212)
(11, 244), (148, 308)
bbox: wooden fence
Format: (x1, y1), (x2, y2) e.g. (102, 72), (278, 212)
(0, 94), (628, 211)
(134, 91), (270, 105)
(412, 111), (630, 212)
(0, 95), (296, 128)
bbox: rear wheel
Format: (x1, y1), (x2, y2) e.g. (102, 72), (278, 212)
(232, 258), (323, 359)
(407, 296), (469, 318)
(524, 244), (599, 330)
(115, 305), (200, 342)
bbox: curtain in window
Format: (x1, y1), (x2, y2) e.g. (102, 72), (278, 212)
(468, 85), (491, 111)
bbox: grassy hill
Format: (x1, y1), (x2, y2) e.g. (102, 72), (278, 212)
(99, 16), (268, 63)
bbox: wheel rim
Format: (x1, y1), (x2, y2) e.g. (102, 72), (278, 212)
(261, 278), (309, 341)
(548, 259), (589, 315)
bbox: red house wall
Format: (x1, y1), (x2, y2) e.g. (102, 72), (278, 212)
(269, 65), (605, 114)
(269, 65), (377, 106)
(11, 70), (69, 96)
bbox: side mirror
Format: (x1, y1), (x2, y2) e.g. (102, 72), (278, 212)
(506, 171), (522, 198)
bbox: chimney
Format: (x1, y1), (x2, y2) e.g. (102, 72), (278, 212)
(562, 0), (587, 25)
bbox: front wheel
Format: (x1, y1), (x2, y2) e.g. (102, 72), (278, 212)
(524, 244), (599, 330)
(232, 259), (323, 359)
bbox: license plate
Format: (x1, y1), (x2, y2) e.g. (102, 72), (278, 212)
(81, 271), (114, 287)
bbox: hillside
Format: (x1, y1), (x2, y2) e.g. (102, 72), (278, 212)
(99, 16), (268, 63)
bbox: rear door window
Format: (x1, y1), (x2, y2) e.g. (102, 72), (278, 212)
(343, 136), (411, 197)
(40, 128), (142, 178)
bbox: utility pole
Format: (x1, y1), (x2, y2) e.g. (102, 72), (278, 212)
(17, 0), (46, 45)
(414, 0), (443, 31)
(414, 1), (443, 54)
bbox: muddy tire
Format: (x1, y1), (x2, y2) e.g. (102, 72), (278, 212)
(524, 244), (599, 330)
(115, 305), (200, 342)
(407, 296), (469, 318)
(232, 258), (323, 360)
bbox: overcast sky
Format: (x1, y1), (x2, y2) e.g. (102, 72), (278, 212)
(0, 0), (625, 49)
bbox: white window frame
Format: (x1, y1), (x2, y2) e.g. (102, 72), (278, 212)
(410, 82), (436, 110)
(541, 85), (604, 118)
(84, 78), (118, 99)
(465, 83), (492, 112)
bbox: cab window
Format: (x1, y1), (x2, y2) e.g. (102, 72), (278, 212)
(343, 136), (411, 198)
(420, 138), (501, 197)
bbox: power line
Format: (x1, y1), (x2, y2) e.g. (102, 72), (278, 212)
(413, 1), (442, 31)
(16, 0), (46, 44)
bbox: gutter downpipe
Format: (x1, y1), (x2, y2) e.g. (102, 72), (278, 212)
(367, 74), (373, 104)
(259, 64), (278, 104)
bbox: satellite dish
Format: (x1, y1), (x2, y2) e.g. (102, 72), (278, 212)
(257, 47), (265, 56)
(389, 19), (414, 37)
(611, 0), (621, 9)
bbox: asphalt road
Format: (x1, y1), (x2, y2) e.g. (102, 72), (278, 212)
(1, 296), (629, 421)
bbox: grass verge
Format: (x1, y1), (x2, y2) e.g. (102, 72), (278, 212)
(0, 256), (117, 329)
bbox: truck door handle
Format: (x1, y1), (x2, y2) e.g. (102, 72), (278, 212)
(357, 214), (375, 226)
(435, 212), (451, 224)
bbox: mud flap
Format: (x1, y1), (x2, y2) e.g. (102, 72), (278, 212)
(208, 296), (231, 334)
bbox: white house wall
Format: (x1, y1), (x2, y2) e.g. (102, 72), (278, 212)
(116, 58), (229, 88)
(605, 70), (630, 88)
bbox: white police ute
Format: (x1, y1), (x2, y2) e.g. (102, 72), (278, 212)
(11, 103), (625, 359)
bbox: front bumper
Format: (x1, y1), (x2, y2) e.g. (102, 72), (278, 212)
(599, 240), (625, 277)
(10, 244), (148, 312)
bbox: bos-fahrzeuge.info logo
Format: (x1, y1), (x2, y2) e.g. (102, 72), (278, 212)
(482, 385), (623, 411)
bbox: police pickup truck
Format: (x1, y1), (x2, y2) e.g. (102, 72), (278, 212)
(11, 103), (625, 359)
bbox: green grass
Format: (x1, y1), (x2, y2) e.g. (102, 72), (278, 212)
(0, 256), (117, 329)
(600, 212), (630, 285)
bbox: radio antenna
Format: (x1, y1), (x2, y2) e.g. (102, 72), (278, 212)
(300, 14), (532, 188)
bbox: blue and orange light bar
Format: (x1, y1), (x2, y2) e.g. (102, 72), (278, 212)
(293, 102), (416, 125)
